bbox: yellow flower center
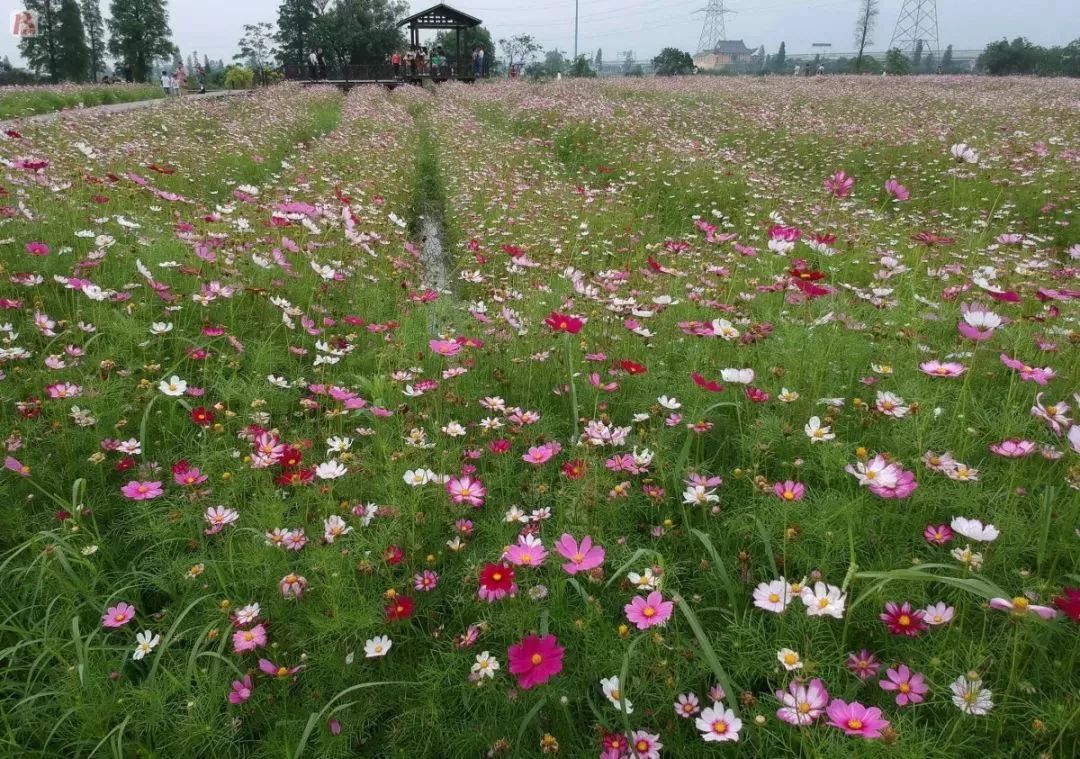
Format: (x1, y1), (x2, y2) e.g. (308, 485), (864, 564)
(768, 593), (780, 603)
(898, 614), (911, 626)
(798, 702), (811, 714)
(848, 719), (863, 730)
(635, 741), (648, 752)
(783, 491), (795, 500)
(492, 572), (502, 582)
(277, 667), (288, 677)
(530, 653), (543, 666)
(1012, 597), (1029, 610)
(783, 653), (798, 665)
(899, 683), (910, 693)
(712, 720), (728, 734)
(642, 606), (656, 618)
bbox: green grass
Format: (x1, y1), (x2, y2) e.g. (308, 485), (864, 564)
(0, 83), (165, 120)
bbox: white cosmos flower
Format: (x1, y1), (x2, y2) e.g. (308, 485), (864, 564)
(315, 461), (347, 480)
(471, 651), (499, 679)
(804, 416), (834, 442)
(403, 469), (431, 487)
(326, 436), (353, 453)
(800, 582), (846, 619)
(364, 635), (392, 658)
(657, 395), (681, 410)
(950, 516), (999, 542)
(777, 648), (803, 671)
(720, 367), (754, 384)
(149, 322), (173, 335)
(132, 630), (160, 660)
(158, 375), (187, 396)
(600, 675), (633, 713)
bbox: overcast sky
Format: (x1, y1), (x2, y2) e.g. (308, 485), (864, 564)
(2, 0), (1078, 68)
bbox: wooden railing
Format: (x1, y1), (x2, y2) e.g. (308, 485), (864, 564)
(282, 61), (489, 82)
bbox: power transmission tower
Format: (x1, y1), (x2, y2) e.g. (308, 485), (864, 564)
(889, 0), (940, 59)
(695, 1), (735, 54)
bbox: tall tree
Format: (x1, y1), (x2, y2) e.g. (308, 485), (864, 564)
(498, 33), (542, 72)
(235, 22), (278, 84)
(276, 0), (318, 68)
(54, 0), (90, 81)
(652, 47), (694, 76)
(941, 44), (953, 71)
(594, 48), (602, 68)
(18, 0), (61, 82)
(773, 41), (786, 72)
(433, 25), (494, 69)
(81, 0), (106, 81)
(853, 0), (878, 73)
(312, 0), (405, 68)
(108, 0), (174, 82)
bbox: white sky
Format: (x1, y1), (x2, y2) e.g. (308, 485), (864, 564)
(2, 0), (1078, 67)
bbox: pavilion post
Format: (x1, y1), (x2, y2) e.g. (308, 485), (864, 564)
(456, 27), (461, 78)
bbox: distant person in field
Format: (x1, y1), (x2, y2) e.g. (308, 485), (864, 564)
(160, 71), (171, 96)
(175, 63), (186, 95)
(196, 63), (207, 93)
(793, 63), (801, 76)
(124, 63), (133, 83)
(308, 50), (318, 79)
(477, 45), (485, 76)
(391, 50), (402, 78)
(818, 63), (825, 75)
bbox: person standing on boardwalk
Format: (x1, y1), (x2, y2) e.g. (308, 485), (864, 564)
(195, 64), (207, 93)
(392, 50), (402, 78)
(175, 63), (186, 95)
(160, 70), (172, 96)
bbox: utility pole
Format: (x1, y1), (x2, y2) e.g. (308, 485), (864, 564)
(574, 0), (579, 60)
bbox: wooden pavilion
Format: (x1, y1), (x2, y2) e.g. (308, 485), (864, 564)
(284, 3), (485, 88)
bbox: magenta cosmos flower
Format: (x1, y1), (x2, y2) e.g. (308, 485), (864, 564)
(1000, 353), (1056, 386)
(446, 474), (486, 507)
(228, 674), (253, 704)
(232, 623), (268, 653)
(258, 658), (301, 680)
(507, 634), (564, 689)
(884, 178), (910, 201)
(554, 533), (605, 574)
(624, 590), (674, 630)
(879, 664), (929, 706)
(846, 649), (881, 680)
(826, 699), (889, 738)
(773, 480), (805, 502)
(121, 480), (163, 501)
(776, 678), (829, 725)
(880, 601), (927, 637)
(924, 524), (954, 545)
(101, 602), (136, 628)
(824, 170), (855, 198)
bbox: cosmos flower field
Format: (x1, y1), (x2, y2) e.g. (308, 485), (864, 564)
(1, 77), (1078, 757)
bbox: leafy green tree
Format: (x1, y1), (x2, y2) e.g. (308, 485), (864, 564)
(885, 47), (911, 74)
(18, 0), (61, 82)
(235, 22), (278, 84)
(276, 0), (318, 68)
(498, 33), (543, 73)
(594, 48), (602, 68)
(313, 0), (405, 68)
(108, 0), (174, 82)
(652, 47), (694, 76)
(433, 25), (494, 70)
(54, 0), (89, 81)
(568, 55), (595, 78)
(81, 0), (106, 81)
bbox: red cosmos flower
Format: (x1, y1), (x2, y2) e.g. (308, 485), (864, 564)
(502, 244), (524, 257)
(880, 601), (927, 637)
(544, 311), (583, 334)
(619, 359), (646, 375)
(811, 232), (837, 246)
(488, 439), (511, 455)
(562, 459), (587, 480)
(911, 231), (956, 247)
(90, 195), (109, 204)
(789, 266), (826, 281)
(190, 406), (214, 427)
(273, 468), (314, 487)
(1052, 588), (1080, 623)
(114, 457), (136, 473)
(745, 387), (769, 403)
(385, 596), (414, 621)
(279, 447), (303, 469)
(384, 545), (404, 565)
(478, 562), (516, 602)
(691, 372), (724, 393)
(172, 459), (191, 476)
(793, 278), (834, 298)
(16, 397), (42, 419)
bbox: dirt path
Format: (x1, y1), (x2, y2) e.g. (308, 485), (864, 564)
(1, 90), (250, 129)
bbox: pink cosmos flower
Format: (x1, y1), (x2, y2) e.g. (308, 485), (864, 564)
(1000, 353), (1056, 386)
(101, 602), (136, 628)
(507, 634), (564, 689)
(4, 456), (30, 477)
(25, 241), (50, 256)
(232, 623), (267, 653)
(846, 649), (881, 680)
(629, 730), (662, 759)
(258, 658), (301, 680)
(884, 178), (910, 201)
(879, 665), (929, 706)
(428, 339), (461, 357)
(776, 678), (829, 725)
(279, 572), (308, 599)
(228, 674), (253, 704)
(922, 601), (955, 625)
(522, 443), (558, 466)
(880, 601), (927, 637)
(989, 439), (1037, 458)
(826, 699), (889, 738)
(958, 302), (1002, 341)
(121, 480), (163, 501)
(674, 692), (701, 718)
(503, 534), (547, 567)
(554, 533), (605, 574)
(824, 170), (855, 198)
(446, 475), (486, 507)
(920, 360), (966, 378)
(773, 480), (805, 502)
(924, 524), (954, 545)
(989, 596), (1057, 619)
(624, 590), (674, 630)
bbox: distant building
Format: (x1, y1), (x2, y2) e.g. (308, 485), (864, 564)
(693, 40), (755, 70)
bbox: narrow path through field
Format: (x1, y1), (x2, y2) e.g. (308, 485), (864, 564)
(0, 90), (250, 129)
